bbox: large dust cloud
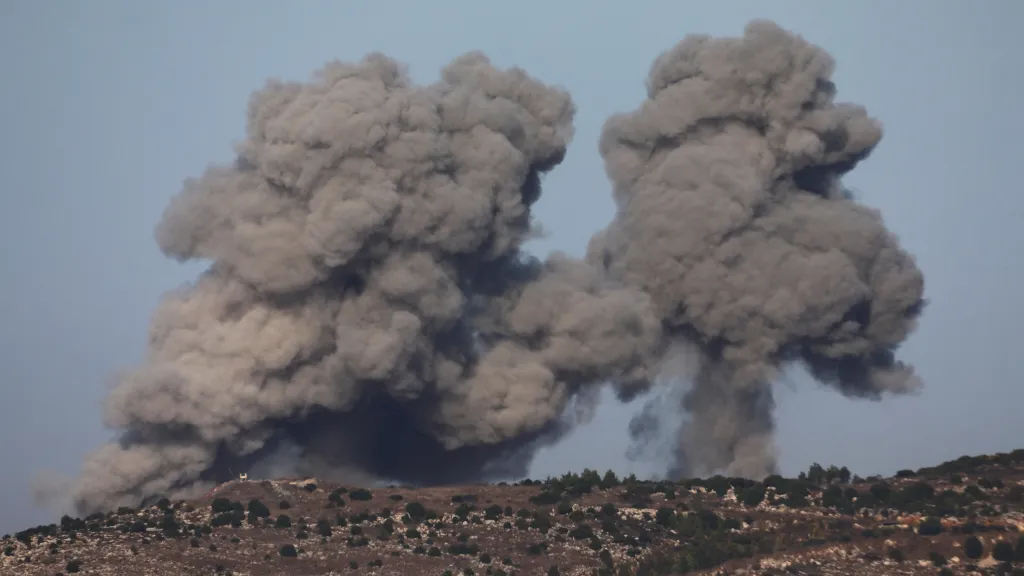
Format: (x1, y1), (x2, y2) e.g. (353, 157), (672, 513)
(68, 21), (924, 514)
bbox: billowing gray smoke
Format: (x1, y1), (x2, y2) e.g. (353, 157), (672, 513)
(69, 21), (923, 514)
(591, 20), (924, 478)
(70, 51), (662, 514)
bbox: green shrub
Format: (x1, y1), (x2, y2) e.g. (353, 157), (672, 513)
(279, 544), (298, 557)
(992, 540), (1014, 563)
(964, 535), (984, 559)
(349, 488), (372, 501)
(869, 483), (891, 502)
(484, 504), (503, 520)
(918, 516), (942, 536)
(600, 470), (619, 489)
(448, 542), (479, 555)
(530, 491), (562, 506)
(328, 491), (346, 506)
(211, 498), (234, 514)
(568, 524), (594, 540)
(316, 519), (333, 537)
(654, 507), (675, 527)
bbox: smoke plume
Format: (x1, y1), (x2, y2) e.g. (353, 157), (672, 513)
(591, 20), (925, 478)
(69, 21), (923, 514)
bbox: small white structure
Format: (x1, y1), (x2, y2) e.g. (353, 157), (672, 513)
(238, 473), (248, 481)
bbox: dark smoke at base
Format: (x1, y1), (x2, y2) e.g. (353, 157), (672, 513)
(214, 394), (587, 489)
(65, 20), (924, 515)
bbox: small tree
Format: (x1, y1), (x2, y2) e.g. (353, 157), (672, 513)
(963, 535), (984, 560)
(837, 466), (852, 484)
(211, 498), (234, 514)
(279, 544), (298, 557)
(740, 486), (765, 507)
(349, 488), (373, 501)
(316, 519), (333, 537)
(247, 499), (271, 524)
(807, 463), (825, 485)
(405, 502), (426, 521)
(992, 540), (1014, 563)
(917, 517), (942, 536)
(655, 507), (676, 527)
(869, 482), (891, 502)
(328, 490), (346, 506)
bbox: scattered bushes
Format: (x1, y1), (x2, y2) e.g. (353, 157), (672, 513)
(7, 452), (1015, 576)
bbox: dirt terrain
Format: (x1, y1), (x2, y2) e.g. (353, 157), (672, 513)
(4, 450), (1024, 575)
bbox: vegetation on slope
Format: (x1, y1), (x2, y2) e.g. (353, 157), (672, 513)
(3, 449), (1024, 575)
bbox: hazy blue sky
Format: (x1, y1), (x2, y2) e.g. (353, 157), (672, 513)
(1, 0), (1020, 533)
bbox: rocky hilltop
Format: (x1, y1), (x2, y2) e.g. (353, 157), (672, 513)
(4, 450), (1024, 575)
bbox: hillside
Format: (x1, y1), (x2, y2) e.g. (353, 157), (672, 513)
(4, 451), (1024, 576)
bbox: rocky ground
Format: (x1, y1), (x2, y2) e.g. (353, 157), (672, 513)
(4, 450), (1024, 576)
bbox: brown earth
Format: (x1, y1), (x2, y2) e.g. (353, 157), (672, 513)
(3, 450), (1024, 576)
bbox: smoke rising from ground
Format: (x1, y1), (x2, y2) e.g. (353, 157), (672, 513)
(591, 20), (925, 478)
(68, 21), (923, 514)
